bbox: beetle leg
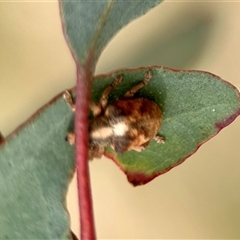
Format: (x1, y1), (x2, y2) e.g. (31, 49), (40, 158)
(89, 102), (102, 117)
(100, 76), (123, 110)
(154, 135), (165, 144)
(123, 70), (152, 98)
(90, 76), (123, 117)
(132, 145), (146, 152)
(65, 132), (75, 145)
(63, 90), (76, 111)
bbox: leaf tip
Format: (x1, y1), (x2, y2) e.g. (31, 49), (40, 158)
(215, 108), (240, 130)
(70, 230), (79, 240)
(0, 131), (5, 146)
(126, 171), (155, 186)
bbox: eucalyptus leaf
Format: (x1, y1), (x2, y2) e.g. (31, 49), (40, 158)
(0, 95), (75, 239)
(0, 1), (168, 238)
(1, 1), (239, 237)
(60, 0), (163, 66)
(0, 65), (239, 237)
(91, 66), (240, 185)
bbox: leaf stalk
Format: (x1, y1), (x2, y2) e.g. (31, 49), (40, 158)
(75, 66), (96, 240)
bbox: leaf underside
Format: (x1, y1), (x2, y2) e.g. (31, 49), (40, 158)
(91, 66), (240, 186)
(0, 95), (75, 239)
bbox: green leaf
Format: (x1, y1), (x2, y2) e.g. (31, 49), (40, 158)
(60, 0), (163, 66)
(91, 66), (240, 186)
(1, 66), (239, 238)
(1, 2), (168, 237)
(0, 95), (75, 239)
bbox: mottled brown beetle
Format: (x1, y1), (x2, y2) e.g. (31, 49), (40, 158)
(64, 71), (164, 160)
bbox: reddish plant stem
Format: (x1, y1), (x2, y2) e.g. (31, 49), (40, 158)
(75, 67), (96, 240)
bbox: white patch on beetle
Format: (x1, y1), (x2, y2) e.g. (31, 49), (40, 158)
(91, 127), (113, 139)
(112, 122), (129, 136)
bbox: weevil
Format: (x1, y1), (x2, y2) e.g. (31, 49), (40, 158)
(64, 71), (164, 160)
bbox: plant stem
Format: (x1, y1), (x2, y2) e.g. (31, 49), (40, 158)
(75, 67), (96, 240)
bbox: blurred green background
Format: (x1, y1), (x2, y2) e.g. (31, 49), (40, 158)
(1, 1), (240, 239)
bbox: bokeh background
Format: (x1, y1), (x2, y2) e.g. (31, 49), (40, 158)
(1, 1), (240, 239)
